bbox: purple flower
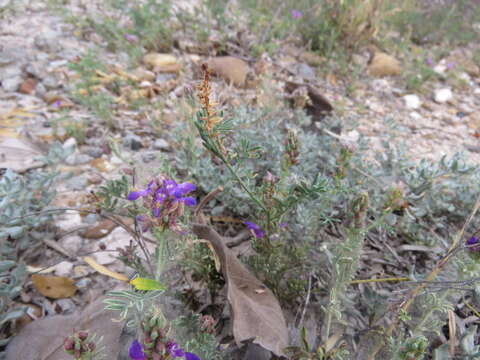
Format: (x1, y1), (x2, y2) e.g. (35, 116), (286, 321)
(291, 9), (302, 19)
(127, 181), (154, 200)
(447, 62), (455, 70)
(167, 342), (201, 360)
(244, 221), (265, 238)
(425, 58), (434, 66)
(279, 222), (288, 229)
(53, 100), (62, 108)
(127, 177), (196, 232)
(466, 236), (480, 252)
(124, 33), (138, 43)
(129, 340), (146, 360)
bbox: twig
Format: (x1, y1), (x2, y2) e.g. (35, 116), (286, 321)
(195, 186), (224, 217)
(298, 271), (313, 328)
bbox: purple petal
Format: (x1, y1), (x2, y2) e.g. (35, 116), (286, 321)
(244, 221), (261, 231)
(172, 182), (196, 198)
(243, 221), (265, 238)
(253, 228), (265, 238)
(127, 191), (143, 200)
(181, 196), (197, 207)
(129, 340), (145, 360)
(466, 236), (479, 252)
(185, 352), (201, 360)
(155, 192), (167, 203)
(167, 342), (185, 357)
(152, 207), (161, 217)
(162, 180), (178, 196)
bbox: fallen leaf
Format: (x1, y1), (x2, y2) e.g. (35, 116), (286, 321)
(83, 256), (129, 281)
(192, 224), (289, 356)
(0, 136), (43, 172)
(285, 82), (334, 123)
(129, 277), (165, 291)
(207, 56), (249, 87)
(31, 274), (77, 299)
(5, 297), (124, 360)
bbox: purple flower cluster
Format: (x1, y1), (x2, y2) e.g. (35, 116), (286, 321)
(127, 177), (196, 232)
(129, 340), (200, 360)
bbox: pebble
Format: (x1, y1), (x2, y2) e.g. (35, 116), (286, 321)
(292, 63), (315, 80)
(403, 94), (421, 109)
(63, 137), (77, 150)
(2, 76), (23, 92)
(75, 278), (92, 288)
(434, 88), (453, 103)
(65, 153), (92, 166)
(153, 138), (170, 151)
(155, 73), (176, 84)
(83, 213), (99, 224)
(54, 261), (73, 277)
(123, 133), (143, 151)
(84, 146), (103, 158)
(142, 151), (157, 163)
(66, 176), (88, 191)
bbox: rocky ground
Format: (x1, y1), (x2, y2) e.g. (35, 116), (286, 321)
(1, 0), (480, 357)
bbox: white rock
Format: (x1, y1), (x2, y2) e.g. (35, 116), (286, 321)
(63, 137), (77, 150)
(2, 76), (22, 92)
(54, 261), (73, 277)
(403, 94), (421, 109)
(434, 88), (453, 103)
(410, 112), (422, 120)
(433, 64), (447, 75)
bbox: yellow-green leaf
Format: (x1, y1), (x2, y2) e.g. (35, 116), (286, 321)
(129, 277), (165, 291)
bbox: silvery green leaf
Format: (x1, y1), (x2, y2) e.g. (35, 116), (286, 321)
(433, 344), (449, 360)
(461, 325), (477, 354)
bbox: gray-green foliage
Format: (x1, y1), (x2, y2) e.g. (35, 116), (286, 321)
(0, 142), (71, 349)
(173, 313), (225, 360)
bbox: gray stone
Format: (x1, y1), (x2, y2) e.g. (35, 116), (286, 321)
(66, 176), (88, 191)
(292, 63), (315, 79)
(42, 74), (61, 89)
(153, 138), (170, 151)
(84, 146), (103, 158)
(155, 73), (176, 83)
(123, 133), (143, 151)
(0, 65), (22, 79)
(142, 151), (156, 163)
(83, 213), (99, 224)
(2, 76), (22, 92)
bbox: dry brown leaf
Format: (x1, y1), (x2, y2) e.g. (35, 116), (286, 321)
(5, 297), (124, 360)
(192, 224), (289, 356)
(83, 256), (129, 282)
(31, 274), (77, 299)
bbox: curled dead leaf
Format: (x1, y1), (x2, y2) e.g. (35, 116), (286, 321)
(192, 224), (289, 356)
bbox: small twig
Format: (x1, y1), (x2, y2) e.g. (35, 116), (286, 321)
(42, 238), (74, 259)
(195, 186), (224, 217)
(350, 277), (410, 285)
(298, 271), (313, 328)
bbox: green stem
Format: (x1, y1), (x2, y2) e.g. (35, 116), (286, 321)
(155, 230), (167, 280)
(222, 158), (268, 213)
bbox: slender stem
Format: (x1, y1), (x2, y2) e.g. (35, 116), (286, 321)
(222, 159), (268, 213)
